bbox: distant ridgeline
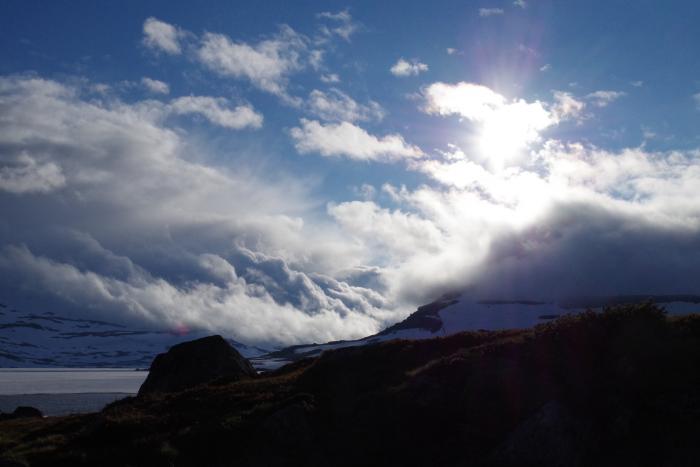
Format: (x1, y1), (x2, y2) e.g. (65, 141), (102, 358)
(0, 302), (269, 368)
(250, 293), (700, 370)
(1, 295), (699, 370)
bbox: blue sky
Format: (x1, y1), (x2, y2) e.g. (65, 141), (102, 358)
(1, 1), (700, 347)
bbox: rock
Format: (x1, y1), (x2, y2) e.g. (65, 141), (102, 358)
(0, 406), (43, 421)
(138, 335), (256, 396)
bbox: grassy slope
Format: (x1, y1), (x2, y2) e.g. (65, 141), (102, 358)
(1, 303), (699, 467)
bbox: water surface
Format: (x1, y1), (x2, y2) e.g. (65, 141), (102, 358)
(0, 368), (147, 416)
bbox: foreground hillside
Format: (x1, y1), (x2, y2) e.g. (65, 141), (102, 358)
(1, 303), (700, 467)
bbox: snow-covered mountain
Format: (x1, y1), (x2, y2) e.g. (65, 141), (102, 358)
(2, 295), (699, 370)
(0, 302), (269, 368)
(251, 293), (700, 370)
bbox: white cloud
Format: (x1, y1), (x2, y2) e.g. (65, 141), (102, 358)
(630, 80), (644, 87)
(551, 90), (585, 121)
(307, 88), (384, 122)
(320, 73), (340, 83)
(328, 201), (444, 258)
(169, 96), (263, 129)
(142, 17), (183, 55)
(141, 77), (170, 94)
(0, 244), (382, 347)
(641, 126), (656, 140)
(4, 74), (700, 345)
(586, 90), (626, 107)
(0, 153), (65, 194)
(0, 75), (397, 347)
(423, 81), (507, 119)
(289, 119), (423, 162)
(309, 49), (324, 70)
(390, 58), (429, 77)
(513, 0), (527, 8)
(91, 83), (111, 95)
(317, 10), (352, 22)
(317, 9), (359, 41)
(349, 140), (700, 302)
(353, 183), (376, 200)
(446, 48), (459, 55)
(196, 25), (309, 102)
(479, 8), (505, 17)
(693, 92), (700, 108)
(423, 82), (556, 166)
(540, 63), (551, 72)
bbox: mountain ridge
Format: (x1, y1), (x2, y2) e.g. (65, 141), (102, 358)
(2, 294), (699, 370)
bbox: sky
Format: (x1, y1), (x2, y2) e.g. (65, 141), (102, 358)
(1, 0), (700, 348)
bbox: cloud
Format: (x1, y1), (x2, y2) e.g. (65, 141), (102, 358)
(479, 8), (505, 17)
(641, 126), (656, 140)
(0, 244), (383, 347)
(309, 49), (324, 70)
(586, 90), (626, 107)
(317, 10), (352, 22)
(317, 9), (359, 41)
(3, 73), (700, 348)
(169, 96), (263, 129)
(0, 75), (396, 347)
(423, 82), (585, 131)
(329, 201), (444, 258)
(422, 82), (557, 166)
(141, 77), (170, 95)
(306, 88), (385, 122)
(390, 58), (429, 77)
(289, 119), (423, 162)
(551, 90), (586, 121)
(352, 183), (376, 201)
(630, 80), (644, 87)
(0, 153), (66, 194)
(446, 48), (459, 55)
(540, 63), (551, 72)
(423, 81), (507, 119)
(345, 141), (700, 303)
(145, 20), (351, 106)
(513, 0), (527, 8)
(320, 73), (340, 83)
(693, 92), (700, 108)
(196, 25), (310, 103)
(142, 17), (183, 55)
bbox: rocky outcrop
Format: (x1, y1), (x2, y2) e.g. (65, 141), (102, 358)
(138, 335), (256, 396)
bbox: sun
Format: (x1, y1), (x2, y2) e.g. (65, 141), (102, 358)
(476, 99), (553, 170)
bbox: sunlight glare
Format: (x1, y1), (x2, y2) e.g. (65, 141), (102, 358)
(476, 99), (553, 170)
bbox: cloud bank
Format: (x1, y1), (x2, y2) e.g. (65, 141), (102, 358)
(2, 59), (700, 350)
(0, 76), (394, 347)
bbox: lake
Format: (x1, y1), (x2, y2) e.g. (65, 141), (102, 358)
(0, 368), (148, 416)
